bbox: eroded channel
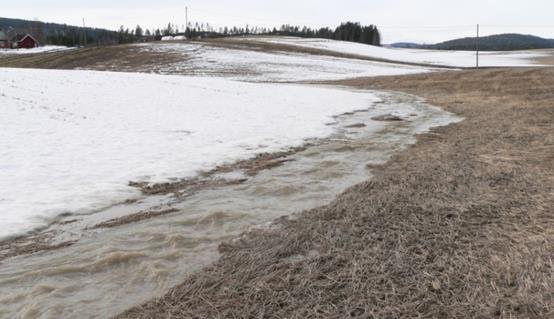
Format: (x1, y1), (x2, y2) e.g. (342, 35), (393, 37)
(0, 91), (461, 319)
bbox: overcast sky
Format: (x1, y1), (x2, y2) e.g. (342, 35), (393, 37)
(3, 0), (554, 43)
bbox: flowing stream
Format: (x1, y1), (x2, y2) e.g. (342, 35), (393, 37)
(0, 91), (461, 319)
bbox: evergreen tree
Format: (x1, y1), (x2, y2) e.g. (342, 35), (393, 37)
(135, 25), (143, 38)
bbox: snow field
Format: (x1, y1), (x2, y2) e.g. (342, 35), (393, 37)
(138, 42), (436, 81)
(0, 67), (381, 239)
(246, 36), (546, 67)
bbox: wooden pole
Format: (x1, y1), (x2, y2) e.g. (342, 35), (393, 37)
(476, 24), (479, 69)
(82, 18), (87, 46)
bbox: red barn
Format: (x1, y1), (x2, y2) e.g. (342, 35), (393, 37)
(12, 34), (39, 49)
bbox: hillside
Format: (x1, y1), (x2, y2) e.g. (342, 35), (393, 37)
(392, 33), (554, 51)
(243, 37), (544, 67)
(0, 17), (120, 46)
(433, 33), (554, 51)
(389, 42), (426, 49)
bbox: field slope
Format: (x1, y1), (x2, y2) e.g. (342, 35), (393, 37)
(119, 68), (553, 318)
(0, 36), (552, 318)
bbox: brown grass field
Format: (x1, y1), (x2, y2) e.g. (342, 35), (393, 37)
(2, 44), (552, 318)
(0, 39), (457, 71)
(117, 68), (553, 318)
(0, 45), (187, 71)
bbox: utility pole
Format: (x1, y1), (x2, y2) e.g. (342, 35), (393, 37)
(476, 24), (479, 69)
(185, 6), (188, 36)
(82, 18), (87, 47)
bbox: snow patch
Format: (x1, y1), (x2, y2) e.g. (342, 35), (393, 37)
(0, 46), (74, 56)
(0, 68), (381, 239)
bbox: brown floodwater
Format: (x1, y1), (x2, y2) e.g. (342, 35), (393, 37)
(0, 91), (461, 319)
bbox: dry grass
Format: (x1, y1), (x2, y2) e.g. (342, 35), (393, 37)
(0, 39), (457, 72)
(117, 68), (553, 319)
(3, 42), (551, 317)
(0, 44), (186, 71)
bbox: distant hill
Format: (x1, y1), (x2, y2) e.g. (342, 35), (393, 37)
(388, 42), (425, 49)
(0, 17), (120, 46)
(432, 33), (554, 51)
(392, 34), (554, 51)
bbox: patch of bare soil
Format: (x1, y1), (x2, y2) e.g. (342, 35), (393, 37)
(0, 44), (187, 71)
(371, 114), (404, 121)
(0, 231), (75, 263)
(118, 68), (553, 318)
(90, 209), (180, 229)
(129, 145), (307, 196)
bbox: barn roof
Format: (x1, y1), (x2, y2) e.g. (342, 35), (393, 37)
(0, 31), (7, 41)
(13, 34), (39, 43)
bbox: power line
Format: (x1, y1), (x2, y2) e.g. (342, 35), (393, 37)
(191, 8), (295, 25)
(480, 24), (554, 28)
(379, 25), (475, 29)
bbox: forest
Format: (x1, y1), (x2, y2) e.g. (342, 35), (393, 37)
(158, 21), (381, 46)
(0, 17), (381, 47)
(0, 17), (120, 46)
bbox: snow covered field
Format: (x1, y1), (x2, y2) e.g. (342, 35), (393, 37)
(0, 67), (383, 239)
(247, 36), (546, 68)
(0, 45), (73, 56)
(137, 42), (435, 81)
(6, 36), (538, 240)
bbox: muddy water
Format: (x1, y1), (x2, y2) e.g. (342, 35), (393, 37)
(0, 92), (461, 319)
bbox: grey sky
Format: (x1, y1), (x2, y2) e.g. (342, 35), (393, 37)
(3, 1), (554, 43)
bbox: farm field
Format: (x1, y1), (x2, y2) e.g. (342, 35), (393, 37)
(120, 65), (554, 319)
(1, 36), (552, 76)
(0, 37), (552, 319)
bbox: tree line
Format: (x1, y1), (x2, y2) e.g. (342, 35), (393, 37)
(269, 22), (381, 45)
(2, 17), (381, 47)
(140, 21), (381, 46)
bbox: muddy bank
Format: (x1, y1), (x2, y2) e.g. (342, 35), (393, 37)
(119, 68), (553, 318)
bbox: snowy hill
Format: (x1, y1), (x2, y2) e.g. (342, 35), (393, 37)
(247, 36), (546, 67)
(137, 42), (435, 81)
